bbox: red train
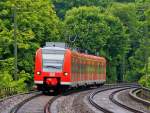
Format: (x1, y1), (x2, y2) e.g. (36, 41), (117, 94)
(34, 42), (106, 92)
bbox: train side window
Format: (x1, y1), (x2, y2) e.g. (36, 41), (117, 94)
(90, 63), (92, 79)
(71, 57), (73, 80)
(74, 58), (76, 73)
(92, 63), (94, 80)
(101, 63), (103, 74)
(73, 58), (75, 80)
(88, 63), (90, 74)
(71, 57), (73, 73)
(97, 63), (100, 80)
(73, 59), (75, 72)
(100, 63), (102, 74)
(98, 63), (101, 74)
(97, 63), (99, 75)
(76, 61), (78, 73)
(82, 60), (84, 74)
(96, 63), (99, 78)
(90, 63), (92, 74)
(102, 63), (104, 74)
(89, 63), (91, 79)
(80, 59), (82, 74)
(78, 60), (80, 73)
(81, 60), (83, 74)
(89, 63), (91, 74)
(74, 59), (76, 72)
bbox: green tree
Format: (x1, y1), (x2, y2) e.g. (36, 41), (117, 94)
(139, 57), (150, 88)
(51, 0), (114, 18)
(0, 0), (61, 89)
(109, 3), (143, 81)
(103, 14), (129, 82)
(64, 6), (110, 54)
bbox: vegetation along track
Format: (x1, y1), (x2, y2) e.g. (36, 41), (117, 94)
(88, 84), (143, 113)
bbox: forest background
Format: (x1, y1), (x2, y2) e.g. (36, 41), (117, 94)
(0, 0), (150, 92)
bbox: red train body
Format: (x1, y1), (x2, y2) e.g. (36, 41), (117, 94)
(34, 45), (106, 92)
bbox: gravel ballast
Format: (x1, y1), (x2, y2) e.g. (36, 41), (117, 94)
(116, 89), (150, 113)
(50, 89), (95, 113)
(93, 88), (133, 113)
(0, 92), (38, 113)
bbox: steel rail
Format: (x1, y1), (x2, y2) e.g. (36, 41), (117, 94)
(44, 85), (101, 113)
(10, 91), (42, 113)
(88, 84), (141, 113)
(44, 94), (61, 113)
(9, 83), (140, 113)
(109, 88), (144, 113)
(129, 88), (150, 106)
(0, 90), (38, 102)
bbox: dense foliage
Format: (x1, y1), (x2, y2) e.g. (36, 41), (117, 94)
(0, 0), (150, 90)
(139, 57), (150, 87)
(0, 0), (61, 91)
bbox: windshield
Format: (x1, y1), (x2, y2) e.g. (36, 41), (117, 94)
(42, 48), (65, 72)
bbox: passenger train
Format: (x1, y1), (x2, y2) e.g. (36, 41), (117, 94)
(34, 42), (106, 92)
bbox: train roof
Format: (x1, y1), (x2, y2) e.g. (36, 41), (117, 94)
(70, 50), (106, 61)
(41, 47), (106, 61)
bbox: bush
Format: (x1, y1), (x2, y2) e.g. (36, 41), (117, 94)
(0, 71), (31, 93)
(124, 70), (142, 82)
(139, 75), (150, 88)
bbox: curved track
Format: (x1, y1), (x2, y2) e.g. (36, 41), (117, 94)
(88, 84), (143, 113)
(109, 88), (145, 113)
(9, 83), (142, 113)
(10, 88), (90, 113)
(44, 94), (61, 113)
(44, 87), (95, 113)
(0, 91), (40, 113)
(129, 88), (150, 106)
(10, 92), (43, 113)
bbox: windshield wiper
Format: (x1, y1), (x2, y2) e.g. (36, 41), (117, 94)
(45, 65), (61, 69)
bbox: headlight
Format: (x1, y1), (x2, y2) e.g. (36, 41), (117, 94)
(37, 71), (41, 75)
(64, 72), (68, 76)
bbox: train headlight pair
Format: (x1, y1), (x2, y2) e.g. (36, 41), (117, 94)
(37, 71), (41, 75)
(64, 72), (68, 76)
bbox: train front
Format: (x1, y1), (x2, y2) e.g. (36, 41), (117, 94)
(34, 46), (67, 91)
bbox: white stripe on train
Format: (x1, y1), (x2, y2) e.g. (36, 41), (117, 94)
(34, 80), (105, 85)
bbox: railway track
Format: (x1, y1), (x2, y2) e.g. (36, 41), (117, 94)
(88, 84), (144, 113)
(109, 88), (145, 113)
(44, 87), (97, 113)
(9, 92), (58, 113)
(10, 91), (42, 113)
(9, 88), (90, 113)
(7, 83), (143, 113)
(44, 94), (61, 113)
(0, 91), (40, 113)
(9, 88), (86, 113)
(129, 88), (150, 106)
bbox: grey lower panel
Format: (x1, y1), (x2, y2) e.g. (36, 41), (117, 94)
(61, 80), (105, 87)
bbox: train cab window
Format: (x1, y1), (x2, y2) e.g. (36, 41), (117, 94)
(42, 48), (65, 72)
